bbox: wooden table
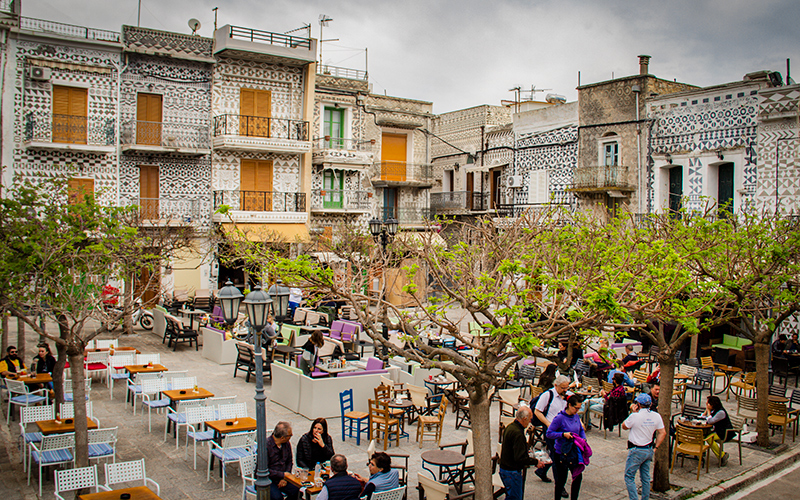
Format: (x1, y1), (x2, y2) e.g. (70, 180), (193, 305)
(205, 417), (257, 439)
(273, 345), (303, 365)
(125, 364), (168, 377)
(79, 486), (162, 500)
(179, 308), (207, 330)
(17, 373), (52, 385)
(716, 365), (741, 396)
(769, 395), (789, 403)
(286, 470), (325, 500)
(85, 346), (140, 354)
(421, 449), (465, 488)
(37, 417), (98, 435)
(162, 387), (214, 403)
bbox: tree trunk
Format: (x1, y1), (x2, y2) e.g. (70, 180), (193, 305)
(17, 315), (25, 363)
(123, 276), (134, 336)
(754, 341), (771, 447)
(68, 348), (89, 468)
(468, 385), (493, 500)
(653, 348), (675, 492)
(1, 312), (8, 354)
(52, 315), (70, 406)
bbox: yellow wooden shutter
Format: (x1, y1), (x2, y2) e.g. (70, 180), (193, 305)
(240, 160), (273, 211)
(139, 165), (159, 219)
(240, 89), (271, 137)
(67, 178), (94, 204)
(53, 86), (87, 144)
(137, 94), (162, 145)
(381, 133), (407, 181)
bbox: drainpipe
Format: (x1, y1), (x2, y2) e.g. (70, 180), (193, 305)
(113, 54), (128, 207)
(632, 83), (642, 214)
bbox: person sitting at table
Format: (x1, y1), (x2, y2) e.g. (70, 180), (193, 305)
(300, 330), (325, 376)
(557, 341), (583, 368)
(267, 421), (300, 500)
(786, 334), (800, 353)
(607, 362), (638, 389)
(587, 338), (615, 382)
(0, 345), (25, 378)
(352, 452), (399, 500)
(296, 417), (335, 469)
(772, 334), (788, 357)
(621, 345), (644, 373)
(602, 372), (629, 432)
(537, 363), (558, 390)
(701, 395), (733, 466)
(648, 381), (660, 410)
(32, 343), (56, 389)
(316, 454), (363, 500)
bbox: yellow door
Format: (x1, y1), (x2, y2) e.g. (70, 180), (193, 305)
(52, 85), (87, 144)
(136, 93), (163, 145)
(381, 133), (407, 181)
(139, 165), (159, 219)
(240, 89), (271, 137)
(240, 160), (273, 211)
(67, 178), (94, 204)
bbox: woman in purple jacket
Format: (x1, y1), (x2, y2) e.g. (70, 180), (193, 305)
(546, 394), (586, 500)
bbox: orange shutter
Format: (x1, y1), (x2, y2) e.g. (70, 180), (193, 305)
(240, 89), (271, 137)
(139, 165), (159, 219)
(67, 178), (94, 204)
(137, 94), (162, 145)
(53, 86), (87, 144)
(381, 133), (407, 181)
(240, 160), (273, 211)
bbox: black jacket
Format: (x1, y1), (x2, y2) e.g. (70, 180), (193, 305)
(295, 432), (334, 469)
(499, 420), (539, 471)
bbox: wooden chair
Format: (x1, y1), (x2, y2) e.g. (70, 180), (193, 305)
(671, 423), (711, 480)
(672, 382), (687, 411)
(369, 399), (400, 450)
(375, 384), (405, 420)
(439, 429), (474, 490)
(736, 395), (758, 424)
(416, 472), (475, 500)
(729, 372), (756, 400)
(497, 388), (521, 418)
(725, 414), (745, 466)
(498, 415), (515, 444)
(601, 380), (614, 393)
(767, 400), (798, 444)
(700, 356), (725, 392)
(417, 397), (447, 448)
(529, 384), (544, 400)
(632, 369), (649, 386)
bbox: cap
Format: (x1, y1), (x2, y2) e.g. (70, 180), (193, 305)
(635, 393), (652, 406)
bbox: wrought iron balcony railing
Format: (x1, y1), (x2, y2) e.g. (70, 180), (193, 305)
(25, 112), (115, 146)
(313, 137), (376, 151)
(121, 120), (211, 149)
(495, 203), (573, 218)
(381, 207), (432, 224)
(374, 162), (433, 183)
(571, 165), (635, 191)
(310, 189), (371, 211)
(120, 196), (208, 223)
(20, 17), (121, 43)
(227, 25), (312, 49)
(213, 190), (306, 212)
(317, 65), (368, 81)
(430, 191), (487, 212)
(213, 115), (309, 141)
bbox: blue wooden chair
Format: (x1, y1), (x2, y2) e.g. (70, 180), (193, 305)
(340, 389), (369, 445)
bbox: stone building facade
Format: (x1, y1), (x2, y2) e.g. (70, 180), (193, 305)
(756, 84), (800, 214)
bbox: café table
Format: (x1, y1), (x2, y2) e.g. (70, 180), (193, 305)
(162, 387), (214, 406)
(17, 373), (53, 385)
(286, 469), (325, 500)
(85, 346), (140, 354)
(421, 449), (465, 489)
(425, 378), (456, 395)
(317, 362), (359, 375)
(79, 486), (162, 500)
(37, 417), (99, 435)
(205, 417), (257, 440)
(716, 365), (741, 396)
(769, 395), (789, 403)
(387, 398), (415, 429)
(179, 308), (207, 330)
(273, 345), (303, 365)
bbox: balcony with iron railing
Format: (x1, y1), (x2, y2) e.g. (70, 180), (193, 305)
(570, 165), (635, 193)
(24, 112), (116, 152)
(121, 120), (211, 154)
(310, 189), (371, 213)
(19, 17), (121, 43)
(312, 137), (375, 167)
(317, 65), (368, 81)
(212, 114), (310, 153)
(120, 196), (210, 226)
(212, 190), (308, 224)
(371, 162), (434, 187)
(430, 191), (488, 214)
(381, 207), (432, 225)
(214, 24), (316, 64)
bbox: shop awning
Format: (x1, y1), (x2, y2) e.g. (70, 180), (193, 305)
(220, 223), (310, 243)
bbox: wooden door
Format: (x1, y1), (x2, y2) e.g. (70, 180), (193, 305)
(718, 162), (734, 214)
(381, 133), (407, 181)
(67, 178), (94, 204)
(52, 85), (87, 144)
(136, 93), (163, 145)
(240, 159), (273, 211)
(240, 89), (271, 137)
(323, 170), (343, 209)
(134, 251), (160, 307)
(139, 165), (159, 219)
(669, 166), (683, 216)
(466, 172), (474, 210)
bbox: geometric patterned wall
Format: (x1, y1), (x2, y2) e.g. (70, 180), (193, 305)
(756, 86), (800, 214)
(514, 125), (578, 206)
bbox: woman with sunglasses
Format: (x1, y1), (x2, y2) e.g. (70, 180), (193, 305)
(547, 394), (588, 500)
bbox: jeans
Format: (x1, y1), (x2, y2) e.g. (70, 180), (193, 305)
(498, 468), (524, 500)
(624, 447), (653, 500)
(553, 454), (582, 500)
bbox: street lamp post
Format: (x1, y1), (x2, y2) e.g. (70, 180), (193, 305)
(267, 280), (291, 330)
(218, 281), (271, 500)
(368, 218), (398, 358)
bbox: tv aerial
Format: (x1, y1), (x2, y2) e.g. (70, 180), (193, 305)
(188, 18), (201, 35)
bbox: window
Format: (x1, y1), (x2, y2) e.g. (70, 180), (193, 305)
(67, 178), (94, 204)
(240, 160), (273, 211)
(668, 166), (683, 217)
(52, 85), (87, 144)
(604, 142), (619, 166)
(323, 107), (345, 148)
(139, 165), (159, 219)
(322, 170), (343, 209)
(380, 133), (407, 181)
(239, 89), (271, 137)
(136, 94), (163, 146)
(527, 170), (549, 204)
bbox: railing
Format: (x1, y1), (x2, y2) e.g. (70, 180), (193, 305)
(310, 189), (370, 211)
(313, 137), (375, 151)
(374, 162), (433, 183)
(228, 25), (311, 49)
(213, 115), (309, 141)
(430, 191), (487, 212)
(317, 65), (368, 81)
(20, 17), (121, 42)
(25, 112), (115, 146)
(120, 196), (207, 222)
(213, 190), (306, 212)
(495, 203), (572, 218)
(381, 207), (432, 224)
(122, 120), (211, 149)
(571, 165), (634, 190)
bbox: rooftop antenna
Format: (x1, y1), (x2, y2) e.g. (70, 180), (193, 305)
(318, 14), (338, 66)
(286, 23), (312, 40)
(522, 85), (552, 101)
(137, 0), (141, 27)
(508, 86), (521, 113)
(188, 18), (201, 36)
(212, 7), (218, 31)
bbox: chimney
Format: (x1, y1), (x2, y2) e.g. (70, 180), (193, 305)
(638, 55), (651, 75)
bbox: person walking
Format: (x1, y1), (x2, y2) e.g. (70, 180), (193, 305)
(547, 395), (588, 500)
(534, 374), (572, 496)
(499, 406), (545, 500)
(622, 394), (666, 500)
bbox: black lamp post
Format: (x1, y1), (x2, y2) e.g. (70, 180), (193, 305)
(218, 281), (271, 500)
(267, 280), (291, 324)
(368, 218), (398, 357)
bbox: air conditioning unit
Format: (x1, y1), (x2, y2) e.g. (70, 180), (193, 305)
(28, 66), (52, 81)
(507, 175), (523, 188)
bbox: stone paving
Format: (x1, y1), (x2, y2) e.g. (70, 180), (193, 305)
(2, 318), (798, 500)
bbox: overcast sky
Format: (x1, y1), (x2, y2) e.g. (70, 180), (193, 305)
(24, 0), (800, 113)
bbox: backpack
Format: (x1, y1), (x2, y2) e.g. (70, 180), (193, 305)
(531, 389), (555, 428)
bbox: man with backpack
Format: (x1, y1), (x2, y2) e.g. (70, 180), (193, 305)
(533, 374), (572, 498)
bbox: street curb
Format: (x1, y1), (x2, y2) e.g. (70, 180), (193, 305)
(690, 446), (800, 500)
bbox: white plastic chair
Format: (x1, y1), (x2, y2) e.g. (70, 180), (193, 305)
(54, 464), (99, 500)
(208, 396), (237, 418)
(63, 378), (91, 402)
(207, 430), (255, 491)
(107, 353), (135, 400)
(6, 379), (48, 421)
(372, 485), (407, 500)
(85, 351), (108, 384)
(185, 406), (216, 470)
(136, 353), (161, 365)
(166, 399), (207, 448)
(240, 453), (257, 499)
(18, 404), (54, 471)
(95, 339), (115, 349)
(162, 370), (189, 390)
(29, 432), (75, 496)
(60, 401), (100, 426)
(218, 402), (248, 419)
(169, 376), (198, 391)
(127, 372), (160, 414)
(104, 459), (160, 495)
(140, 377), (170, 432)
(88, 427), (118, 464)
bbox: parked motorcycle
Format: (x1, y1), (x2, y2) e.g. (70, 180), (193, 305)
(105, 299), (154, 331)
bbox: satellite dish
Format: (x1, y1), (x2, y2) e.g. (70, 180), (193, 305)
(188, 18), (201, 35)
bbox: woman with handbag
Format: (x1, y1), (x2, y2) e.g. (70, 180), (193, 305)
(547, 394), (590, 500)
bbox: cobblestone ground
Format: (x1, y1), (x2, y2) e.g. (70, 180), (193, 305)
(1, 316), (797, 499)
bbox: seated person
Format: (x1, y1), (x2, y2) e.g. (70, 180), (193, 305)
(646, 366), (660, 384)
(353, 452), (400, 500)
(602, 372), (630, 431)
(537, 363), (558, 391)
(300, 330), (325, 376)
(607, 364), (637, 388)
(587, 338), (616, 378)
(296, 418), (335, 469)
(557, 341), (583, 367)
(317, 454), (363, 500)
(32, 343), (56, 389)
(649, 381), (660, 409)
(0, 345), (25, 378)
(267, 422), (300, 500)
(785, 334), (800, 353)
(772, 334), (788, 357)
(620, 345), (644, 372)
